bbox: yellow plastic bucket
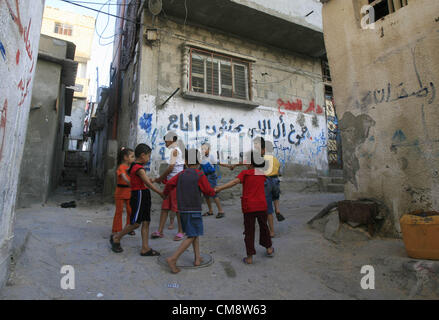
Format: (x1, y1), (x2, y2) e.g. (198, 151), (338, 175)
(400, 210), (439, 260)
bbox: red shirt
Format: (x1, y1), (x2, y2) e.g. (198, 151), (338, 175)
(237, 169), (267, 213)
(129, 163), (148, 191)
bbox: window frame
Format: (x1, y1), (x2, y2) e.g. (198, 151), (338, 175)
(365, 0), (409, 22)
(54, 22), (73, 36)
(188, 47), (252, 101)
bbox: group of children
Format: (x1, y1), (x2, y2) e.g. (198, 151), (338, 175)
(109, 132), (284, 273)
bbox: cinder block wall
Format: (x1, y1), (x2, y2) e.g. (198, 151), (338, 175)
(127, 14), (329, 187)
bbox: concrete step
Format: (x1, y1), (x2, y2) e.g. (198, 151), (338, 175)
(281, 177), (320, 192)
(331, 177), (344, 184)
(329, 169), (344, 177)
(327, 183), (344, 193)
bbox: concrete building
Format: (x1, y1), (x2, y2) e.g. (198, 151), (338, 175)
(0, 0), (45, 289)
(104, 0), (331, 194)
(16, 35), (77, 208)
(41, 6), (95, 150)
(320, 0), (439, 236)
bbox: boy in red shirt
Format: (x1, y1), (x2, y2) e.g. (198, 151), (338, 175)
(215, 152), (274, 264)
(163, 148), (216, 273)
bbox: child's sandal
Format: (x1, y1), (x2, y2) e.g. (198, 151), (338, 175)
(140, 249), (160, 256)
(151, 231), (163, 239)
(173, 233), (184, 241)
(266, 248), (275, 257)
(276, 213), (285, 222)
(202, 212), (213, 216)
(110, 236), (123, 253)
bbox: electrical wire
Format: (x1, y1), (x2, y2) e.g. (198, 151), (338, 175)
(64, 0), (130, 5)
(183, 0), (188, 32)
(59, 0), (141, 25)
(95, 0), (115, 46)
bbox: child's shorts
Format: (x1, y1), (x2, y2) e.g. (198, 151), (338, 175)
(161, 187), (179, 212)
(130, 189), (151, 224)
(206, 173), (218, 198)
(180, 212), (204, 237)
(264, 176), (281, 214)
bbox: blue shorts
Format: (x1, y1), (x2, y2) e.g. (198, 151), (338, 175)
(180, 212), (204, 237)
(265, 176), (281, 214)
(205, 173), (218, 198)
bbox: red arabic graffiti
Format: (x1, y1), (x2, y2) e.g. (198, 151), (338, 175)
(17, 76), (32, 107)
(0, 99), (7, 162)
(277, 98), (323, 115)
(5, 0), (33, 61)
(277, 98), (303, 115)
(304, 99), (323, 114)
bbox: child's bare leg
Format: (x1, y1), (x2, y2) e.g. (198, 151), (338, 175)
(113, 223), (140, 243)
(213, 197), (224, 213)
(168, 211), (175, 229)
(157, 210), (169, 234)
(176, 212), (183, 234)
(205, 196), (213, 214)
(166, 237), (195, 274)
(267, 214), (275, 237)
(274, 200), (280, 214)
(192, 237), (202, 266)
(140, 221), (151, 254)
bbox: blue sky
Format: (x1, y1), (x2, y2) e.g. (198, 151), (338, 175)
(45, 0), (118, 101)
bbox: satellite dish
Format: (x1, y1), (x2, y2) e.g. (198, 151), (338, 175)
(148, 0), (163, 16)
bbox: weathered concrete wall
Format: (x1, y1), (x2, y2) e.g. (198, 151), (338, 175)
(17, 59), (62, 207)
(132, 16), (328, 181)
(0, 0), (45, 288)
(232, 0), (323, 31)
(321, 0), (439, 236)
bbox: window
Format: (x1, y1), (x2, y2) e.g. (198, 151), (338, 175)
(77, 62), (87, 79)
(54, 22), (73, 36)
(189, 48), (251, 100)
(367, 0), (409, 21)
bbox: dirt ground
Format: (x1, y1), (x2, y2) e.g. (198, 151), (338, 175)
(1, 187), (437, 300)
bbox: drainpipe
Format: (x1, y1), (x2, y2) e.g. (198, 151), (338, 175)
(112, 0), (127, 139)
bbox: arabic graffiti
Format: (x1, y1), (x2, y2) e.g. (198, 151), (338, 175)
(5, 0), (33, 61)
(2, 0), (35, 108)
(0, 100), (7, 161)
(352, 52), (436, 110)
(0, 41), (6, 61)
(277, 98), (324, 115)
(139, 111), (327, 174)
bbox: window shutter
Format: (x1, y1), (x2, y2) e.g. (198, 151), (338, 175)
(189, 48), (250, 100)
(206, 56), (219, 95)
(234, 64), (248, 100)
(220, 60), (232, 97)
(191, 54), (205, 93)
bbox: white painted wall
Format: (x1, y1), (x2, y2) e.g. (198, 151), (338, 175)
(66, 99), (86, 139)
(137, 95), (328, 176)
(232, 0), (323, 31)
(0, 0), (45, 288)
